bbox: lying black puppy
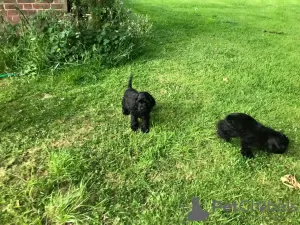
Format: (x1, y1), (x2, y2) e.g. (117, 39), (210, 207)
(217, 113), (289, 158)
(122, 74), (156, 133)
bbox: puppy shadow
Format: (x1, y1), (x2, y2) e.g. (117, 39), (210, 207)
(150, 102), (166, 125)
(219, 137), (297, 161)
(150, 102), (182, 128)
(279, 139), (299, 159)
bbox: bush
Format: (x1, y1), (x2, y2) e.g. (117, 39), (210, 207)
(0, 0), (152, 75)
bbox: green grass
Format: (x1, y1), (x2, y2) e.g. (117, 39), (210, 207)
(1, 0), (300, 224)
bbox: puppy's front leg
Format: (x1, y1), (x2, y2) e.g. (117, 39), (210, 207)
(122, 99), (130, 115)
(122, 107), (130, 115)
(240, 139), (254, 159)
(141, 114), (150, 133)
(130, 114), (139, 131)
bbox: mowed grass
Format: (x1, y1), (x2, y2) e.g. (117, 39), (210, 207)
(1, 0), (300, 224)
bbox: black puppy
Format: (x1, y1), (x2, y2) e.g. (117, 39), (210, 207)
(122, 75), (156, 133)
(217, 113), (289, 158)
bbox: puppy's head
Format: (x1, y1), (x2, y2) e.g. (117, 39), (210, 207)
(136, 93), (151, 114)
(267, 131), (289, 154)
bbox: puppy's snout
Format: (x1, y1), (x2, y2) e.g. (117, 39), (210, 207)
(139, 105), (145, 111)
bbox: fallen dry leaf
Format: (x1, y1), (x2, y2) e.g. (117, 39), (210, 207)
(281, 174), (300, 190)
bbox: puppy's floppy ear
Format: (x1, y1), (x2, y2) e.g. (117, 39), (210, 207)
(150, 96), (156, 106)
(136, 93), (143, 103)
(268, 137), (280, 150)
(144, 98), (153, 109)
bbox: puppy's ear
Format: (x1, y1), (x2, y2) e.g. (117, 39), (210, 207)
(143, 98), (152, 109)
(151, 97), (156, 107)
(268, 137), (280, 150)
(136, 94), (143, 103)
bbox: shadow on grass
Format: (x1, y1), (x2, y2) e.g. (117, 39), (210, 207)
(129, 1), (298, 65)
(128, 3), (245, 62)
(0, 63), (112, 135)
(138, 5), (209, 59)
(150, 100), (206, 130)
(0, 96), (85, 133)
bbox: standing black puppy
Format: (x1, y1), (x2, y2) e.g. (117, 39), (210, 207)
(122, 75), (156, 133)
(217, 113), (289, 158)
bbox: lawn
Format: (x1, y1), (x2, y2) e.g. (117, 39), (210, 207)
(1, 0), (300, 224)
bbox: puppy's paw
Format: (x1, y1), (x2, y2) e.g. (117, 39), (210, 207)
(241, 151), (254, 159)
(131, 124), (139, 132)
(141, 126), (149, 133)
(122, 109), (130, 115)
(225, 138), (231, 142)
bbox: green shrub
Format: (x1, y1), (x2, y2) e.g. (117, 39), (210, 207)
(0, 0), (152, 75)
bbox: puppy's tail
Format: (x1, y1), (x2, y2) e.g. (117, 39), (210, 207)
(128, 74), (133, 88)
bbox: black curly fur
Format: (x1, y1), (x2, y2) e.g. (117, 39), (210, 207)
(122, 74), (156, 133)
(217, 113), (289, 158)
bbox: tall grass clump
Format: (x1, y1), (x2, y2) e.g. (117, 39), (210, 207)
(0, 0), (152, 76)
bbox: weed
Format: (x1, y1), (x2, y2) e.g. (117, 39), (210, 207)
(0, 1), (152, 75)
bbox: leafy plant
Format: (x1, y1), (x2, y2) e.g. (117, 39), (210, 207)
(0, 1), (152, 75)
